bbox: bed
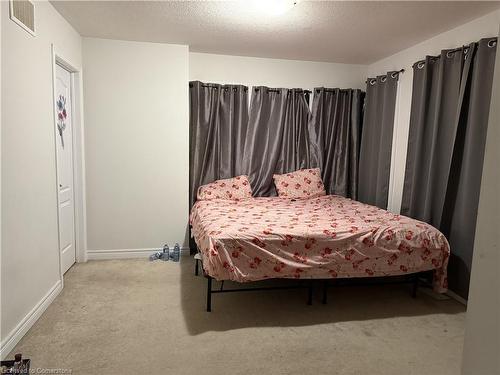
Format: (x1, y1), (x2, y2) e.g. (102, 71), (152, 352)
(190, 195), (449, 310)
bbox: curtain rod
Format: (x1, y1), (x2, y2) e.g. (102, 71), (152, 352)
(253, 88), (312, 94)
(316, 88), (360, 93)
(200, 84), (247, 89)
(412, 38), (497, 68)
(413, 42), (480, 68)
(189, 82), (248, 91)
(371, 68), (405, 79)
(189, 82), (311, 94)
(365, 69), (405, 85)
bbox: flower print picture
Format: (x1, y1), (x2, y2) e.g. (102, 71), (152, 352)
(56, 95), (67, 147)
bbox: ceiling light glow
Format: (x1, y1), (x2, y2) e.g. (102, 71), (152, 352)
(249, 0), (300, 16)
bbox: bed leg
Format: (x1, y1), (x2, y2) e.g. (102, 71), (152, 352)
(411, 275), (419, 298)
(307, 282), (313, 305)
(195, 258), (199, 276)
(322, 280), (328, 304)
(206, 276), (212, 312)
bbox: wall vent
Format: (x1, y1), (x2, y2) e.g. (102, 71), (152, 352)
(9, 0), (36, 36)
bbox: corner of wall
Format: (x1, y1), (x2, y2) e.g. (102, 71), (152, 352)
(461, 23), (500, 375)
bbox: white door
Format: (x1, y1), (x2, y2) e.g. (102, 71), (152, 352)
(55, 64), (76, 274)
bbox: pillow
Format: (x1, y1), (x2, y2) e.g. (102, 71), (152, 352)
(273, 168), (326, 198)
(197, 175), (253, 201)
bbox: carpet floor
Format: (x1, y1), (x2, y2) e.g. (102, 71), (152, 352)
(8, 257), (466, 375)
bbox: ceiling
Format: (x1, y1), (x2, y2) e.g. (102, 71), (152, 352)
(51, 1), (500, 65)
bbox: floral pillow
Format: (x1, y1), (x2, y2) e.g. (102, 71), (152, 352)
(273, 168), (326, 198)
(197, 175), (253, 201)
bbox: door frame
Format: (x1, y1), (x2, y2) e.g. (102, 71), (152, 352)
(51, 44), (87, 284)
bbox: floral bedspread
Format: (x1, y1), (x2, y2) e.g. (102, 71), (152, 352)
(190, 196), (449, 292)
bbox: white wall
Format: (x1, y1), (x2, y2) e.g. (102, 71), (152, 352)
(83, 38), (189, 256)
(190, 52), (367, 91)
(461, 24), (500, 375)
(1, 0), (82, 356)
(367, 10), (500, 214)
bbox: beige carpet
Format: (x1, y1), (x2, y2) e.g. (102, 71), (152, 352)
(9, 257), (466, 375)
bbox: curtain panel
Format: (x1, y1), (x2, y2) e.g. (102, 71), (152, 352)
(188, 81), (249, 209)
(243, 87), (311, 196)
(401, 37), (497, 298)
(358, 72), (400, 209)
(308, 88), (364, 198)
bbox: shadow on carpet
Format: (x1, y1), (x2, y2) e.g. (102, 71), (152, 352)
(179, 256), (465, 335)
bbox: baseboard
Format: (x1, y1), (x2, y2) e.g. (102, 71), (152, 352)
(445, 289), (468, 306)
(0, 280), (63, 360)
(86, 247), (191, 260)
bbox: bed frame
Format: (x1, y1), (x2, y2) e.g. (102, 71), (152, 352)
(194, 252), (427, 312)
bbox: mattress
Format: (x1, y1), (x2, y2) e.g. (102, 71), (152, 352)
(190, 195), (450, 292)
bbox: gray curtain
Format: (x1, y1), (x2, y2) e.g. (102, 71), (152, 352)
(189, 81), (249, 208)
(243, 87), (311, 197)
(401, 37), (497, 298)
(308, 88), (364, 198)
(358, 72), (400, 208)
